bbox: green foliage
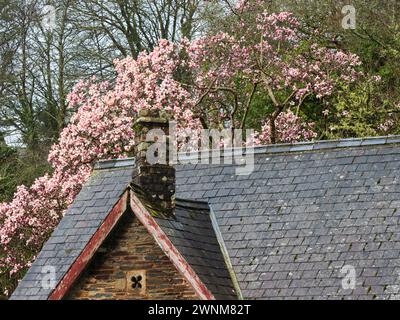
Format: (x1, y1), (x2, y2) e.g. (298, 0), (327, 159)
(0, 144), (18, 203)
(0, 145), (52, 203)
(323, 80), (400, 139)
(244, 92), (275, 130)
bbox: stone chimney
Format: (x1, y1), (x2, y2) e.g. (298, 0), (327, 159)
(133, 109), (175, 213)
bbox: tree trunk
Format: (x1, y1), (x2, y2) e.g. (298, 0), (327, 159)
(270, 115), (277, 144)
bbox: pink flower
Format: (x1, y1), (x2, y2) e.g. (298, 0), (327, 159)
(342, 111), (350, 117)
(257, 110), (318, 144)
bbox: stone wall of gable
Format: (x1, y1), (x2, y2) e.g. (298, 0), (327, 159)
(66, 211), (199, 300)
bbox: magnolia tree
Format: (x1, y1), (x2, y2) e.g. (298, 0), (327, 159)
(0, 4), (362, 296)
(0, 40), (198, 296)
(188, 0), (362, 142)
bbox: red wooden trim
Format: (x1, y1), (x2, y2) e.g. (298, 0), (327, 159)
(49, 191), (129, 300)
(129, 191), (215, 300)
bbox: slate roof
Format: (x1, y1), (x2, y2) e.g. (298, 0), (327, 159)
(11, 135), (400, 300)
(176, 136), (400, 300)
(153, 199), (237, 299)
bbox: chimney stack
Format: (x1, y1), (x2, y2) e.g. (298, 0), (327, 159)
(133, 109), (175, 213)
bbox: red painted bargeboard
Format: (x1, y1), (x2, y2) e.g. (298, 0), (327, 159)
(49, 191), (128, 300)
(130, 190), (215, 300)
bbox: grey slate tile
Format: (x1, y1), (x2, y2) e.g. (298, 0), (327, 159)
(176, 138), (400, 300)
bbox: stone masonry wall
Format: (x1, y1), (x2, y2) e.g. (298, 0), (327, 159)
(66, 211), (199, 300)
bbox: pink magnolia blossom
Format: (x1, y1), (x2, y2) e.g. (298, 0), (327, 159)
(378, 117), (395, 133)
(184, 5), (361, 136)
(257, 110), (318, 144)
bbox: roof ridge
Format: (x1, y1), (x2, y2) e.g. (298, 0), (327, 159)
(248, 135), (400, 155)
(94, 158), (135, 170)
(94, 135), (400, 169)
(178, 135), (400, 161)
